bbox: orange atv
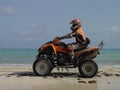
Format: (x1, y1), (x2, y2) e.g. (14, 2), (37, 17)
(33, 38), (104, 78)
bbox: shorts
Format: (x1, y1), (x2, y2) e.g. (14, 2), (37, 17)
(67, 42), (87, 50)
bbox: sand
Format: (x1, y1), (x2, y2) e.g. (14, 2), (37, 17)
(0, 65), (120, 90)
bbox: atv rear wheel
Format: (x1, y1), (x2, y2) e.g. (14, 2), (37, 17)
(33, 58), (53, 76)
(78, 60), (98, 78)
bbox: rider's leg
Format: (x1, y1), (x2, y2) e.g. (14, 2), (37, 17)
(67, 44), (74, 62)
(67, 43), (80, 62)
(68, 42), (88, 63)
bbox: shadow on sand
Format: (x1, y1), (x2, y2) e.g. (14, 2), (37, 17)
(7, 71), (81, 78)
(5, 71), (100, 84)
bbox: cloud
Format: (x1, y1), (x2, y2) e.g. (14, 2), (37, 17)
(31, 24), (45, 30)
(20, 31), (35, 38)
(1, 6), (16, 14)
(110, 26), (120, 32)
(19, 30), (41, 41)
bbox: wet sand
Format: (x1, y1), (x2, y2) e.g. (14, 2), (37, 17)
(0, 65), (120, 90)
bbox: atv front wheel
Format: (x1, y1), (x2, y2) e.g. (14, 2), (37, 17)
(33, 58), (53, 76)
(78, 60), (98, 78)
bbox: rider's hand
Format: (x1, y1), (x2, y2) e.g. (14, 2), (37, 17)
(53, 37), (60, 44)
(54, 37), (60, 41)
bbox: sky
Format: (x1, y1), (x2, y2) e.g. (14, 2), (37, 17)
(0, 0), (120, 49)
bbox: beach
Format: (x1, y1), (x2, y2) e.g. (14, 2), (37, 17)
(0, 49), (120, 90)
(0, 65), (120, 90)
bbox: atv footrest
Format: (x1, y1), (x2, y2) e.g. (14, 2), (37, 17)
(56, 65), (75, 68)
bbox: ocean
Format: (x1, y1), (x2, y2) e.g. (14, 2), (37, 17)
(0, 49), (120, 67)
(95, 49), (120, 66)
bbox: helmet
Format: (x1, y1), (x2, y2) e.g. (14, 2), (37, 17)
(70, 19), (82, 31)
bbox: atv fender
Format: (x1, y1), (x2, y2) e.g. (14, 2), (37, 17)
(39, 43), (57, 55)
(75, 46), (99, 58)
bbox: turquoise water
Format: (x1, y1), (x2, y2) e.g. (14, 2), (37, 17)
(0, 49), (37, 64)
(95, 49), (120, 66)
(0, 49), (120, 66)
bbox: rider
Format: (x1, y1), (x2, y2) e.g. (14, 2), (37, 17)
(56, 19), (89, 62)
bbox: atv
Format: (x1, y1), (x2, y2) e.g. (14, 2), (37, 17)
(33, 38), (104, 78)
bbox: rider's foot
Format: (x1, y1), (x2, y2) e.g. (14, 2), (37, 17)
(68, 50), (75, 63)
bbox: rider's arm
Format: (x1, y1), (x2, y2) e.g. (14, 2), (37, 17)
(58, 32), (76, 40)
